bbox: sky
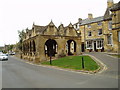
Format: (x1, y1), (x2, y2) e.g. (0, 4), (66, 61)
(0, 0), (119, 46)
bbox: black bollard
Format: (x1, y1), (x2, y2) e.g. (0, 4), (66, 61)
(82, 57), (84, 69)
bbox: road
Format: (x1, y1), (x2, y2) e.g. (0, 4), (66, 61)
(1, 52), (119, 88)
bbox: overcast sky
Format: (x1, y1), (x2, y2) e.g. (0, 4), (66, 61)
(0, 0), (119, 46)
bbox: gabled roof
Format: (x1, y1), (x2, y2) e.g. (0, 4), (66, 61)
(68, 23), (73, 27)
(58, 24), (64, 29)
(33, 24), (48, 33)
(49, 20), (54, 26)
(104, 7), (112, 20)
(80, 16), (104, 25)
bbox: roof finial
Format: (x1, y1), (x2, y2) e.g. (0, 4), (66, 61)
(69, 22), (72, 25)
(26, 27), (28, 30)
(50, 19), (53, 23)
(49, 19), (54, 26)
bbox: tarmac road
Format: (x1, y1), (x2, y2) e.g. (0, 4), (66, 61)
(1, 52), (119, 88)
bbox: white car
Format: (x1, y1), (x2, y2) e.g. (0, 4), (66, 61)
(0, 54), (8, 61)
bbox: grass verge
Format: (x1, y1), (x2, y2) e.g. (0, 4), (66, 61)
(41, 56), (100, 71)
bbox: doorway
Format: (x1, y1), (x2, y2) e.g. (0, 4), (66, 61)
(81, 43), (85, 52)
(94, 41), (97, 52)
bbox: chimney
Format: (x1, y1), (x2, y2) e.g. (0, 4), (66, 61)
(78, 18), (82, 23)
(88, 13), (93, 19)
(107, 0), (114, 8)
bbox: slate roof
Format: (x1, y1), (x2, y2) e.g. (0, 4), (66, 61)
(33, 25), (48, 33)
(80, 16), (104, 25)
(104, 7), (112, 20)
(110, 1), (120, 11)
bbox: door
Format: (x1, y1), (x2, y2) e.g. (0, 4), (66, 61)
(81, 43), (85, 52)
(94, 41), (97, 52)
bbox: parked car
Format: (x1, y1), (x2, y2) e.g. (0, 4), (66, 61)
(0, 54), (8, 61)
(9, 52), (15, 55)
(0, 52), (3, 55)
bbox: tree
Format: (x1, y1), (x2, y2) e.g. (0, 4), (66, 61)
(17, 30), (25, 51)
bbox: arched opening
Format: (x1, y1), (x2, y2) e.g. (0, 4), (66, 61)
(44, 39), (58, 57)
(66, 40), (76, 55)
(30, 41), (32, 52)
(33, 40), (36, 52)
(27, 43), (29, 52)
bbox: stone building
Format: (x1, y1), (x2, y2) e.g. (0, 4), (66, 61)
(110, 1), (120, 53)
(21, 0), (120, 63)
(22, 21), (81, 63)
(74, 0), (120, 53)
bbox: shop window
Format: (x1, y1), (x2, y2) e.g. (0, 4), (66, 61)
(86, 41), (92, 49)
(97, 40), (103, 49)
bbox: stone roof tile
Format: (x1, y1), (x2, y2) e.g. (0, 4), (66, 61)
(80, 16), (104, 25)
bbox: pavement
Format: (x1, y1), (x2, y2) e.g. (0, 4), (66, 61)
(1, 52), (119, 88)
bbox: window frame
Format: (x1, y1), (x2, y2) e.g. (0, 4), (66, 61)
(107, 33), (113, 45)
(88, 31), (92, 37)
(98, 29), (102, 36)
(118, 31), (120, 42)
(108, 21), (112, 30)
(86, 41), (92, 49)
(96, 40), (104, 49)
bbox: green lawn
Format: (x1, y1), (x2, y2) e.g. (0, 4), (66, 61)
(41, 56), (100, 71)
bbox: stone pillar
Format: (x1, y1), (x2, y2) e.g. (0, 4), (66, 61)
(76, 39), (81, 55)
(56, 37), (66, 57)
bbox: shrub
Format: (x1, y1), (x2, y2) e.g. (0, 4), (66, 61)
(58, 50), (66, 58)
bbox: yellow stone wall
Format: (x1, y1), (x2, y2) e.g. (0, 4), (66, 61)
(111, 10), (120, 52)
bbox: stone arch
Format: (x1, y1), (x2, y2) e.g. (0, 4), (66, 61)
(27, 42), (29, 52)
(30, 41), (32, 52)
(66, 39), (76, 55)
(44, 39), (58, 57)
(32, 40), (36, 52)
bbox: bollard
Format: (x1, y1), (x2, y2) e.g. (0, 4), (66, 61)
(82, 57), (84, 69)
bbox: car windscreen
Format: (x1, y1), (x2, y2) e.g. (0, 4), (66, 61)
(0, 54), (7, 56)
